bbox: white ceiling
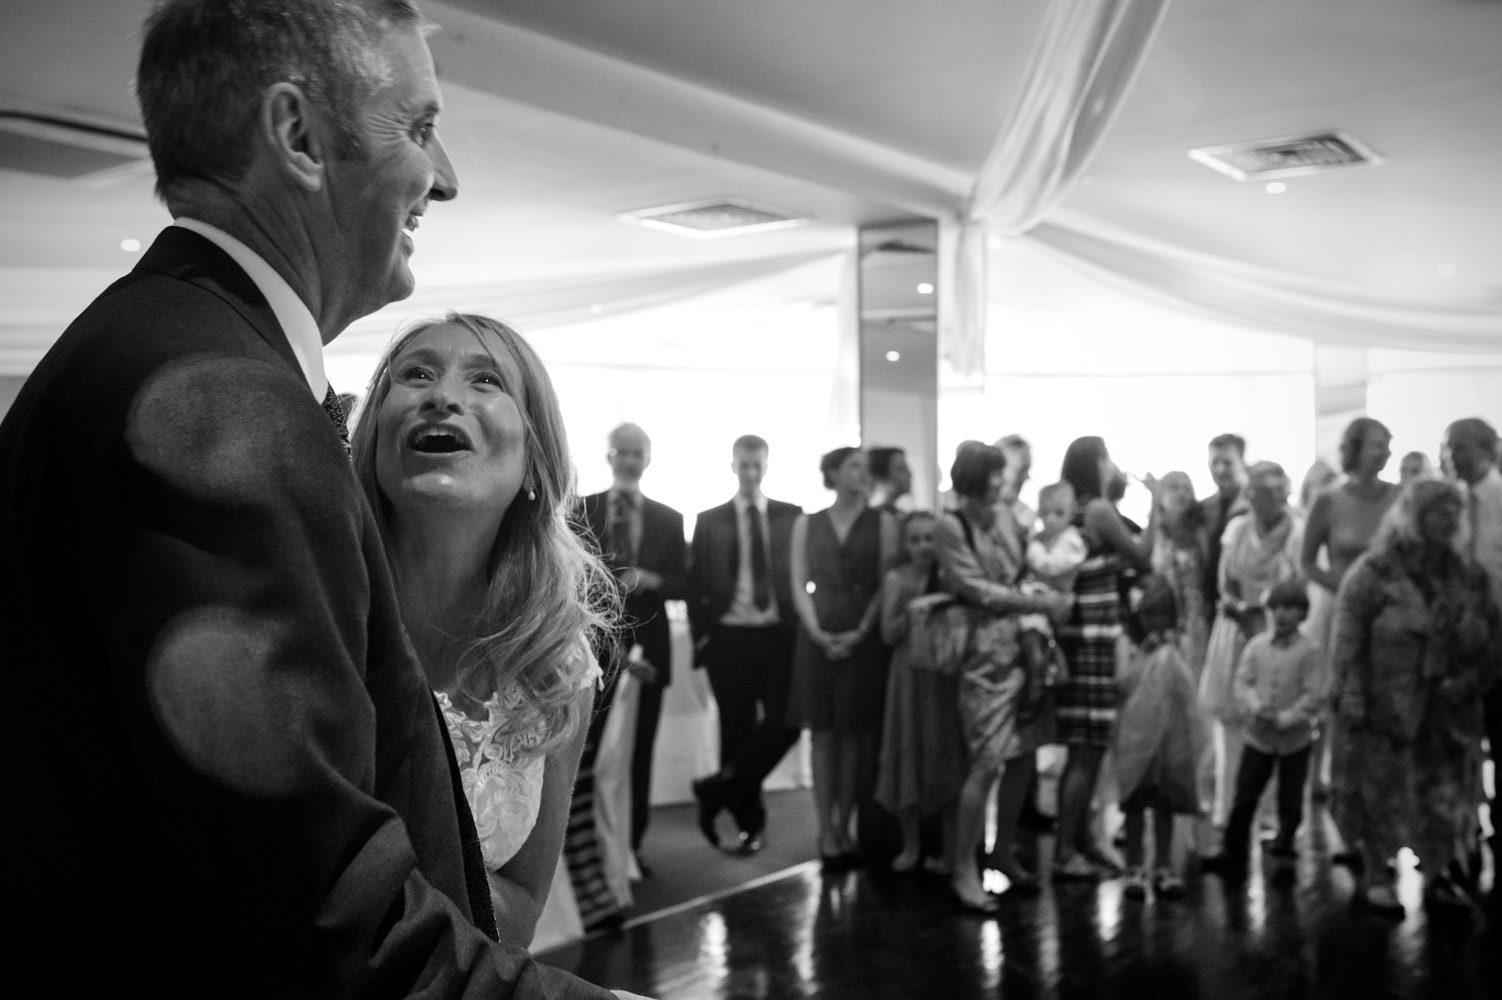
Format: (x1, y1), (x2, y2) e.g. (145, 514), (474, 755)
(2, 0), (1500, 374)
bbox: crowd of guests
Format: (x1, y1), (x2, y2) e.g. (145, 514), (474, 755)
(720, 422), (1502, 920)
(576, 412), (1500, 924)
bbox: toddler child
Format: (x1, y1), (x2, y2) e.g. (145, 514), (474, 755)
(1016, 482), (1085, 716)
(1203, 580), (1326, 880)
(1114, 580), (1208, 900)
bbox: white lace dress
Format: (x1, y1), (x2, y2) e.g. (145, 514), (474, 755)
(437, 655), (602, 870)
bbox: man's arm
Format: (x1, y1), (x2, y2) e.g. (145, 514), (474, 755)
(98, 357), (616, 998)
(686, 508), (720, 646)
(654, 506), (689, 601)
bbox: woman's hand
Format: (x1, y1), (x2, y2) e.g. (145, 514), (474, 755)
(826, 629), (864, 660)
(1033, 592), (1073, 622)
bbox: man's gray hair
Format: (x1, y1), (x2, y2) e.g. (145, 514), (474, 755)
(137, 0), (425, 202)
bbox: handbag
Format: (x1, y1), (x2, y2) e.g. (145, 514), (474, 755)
(907, 594), (971, 676)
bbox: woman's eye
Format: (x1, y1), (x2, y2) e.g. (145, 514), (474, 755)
(397, 365), (432, 381)
(474, 371), (503, 387)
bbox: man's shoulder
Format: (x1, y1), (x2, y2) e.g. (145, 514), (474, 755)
(642, 494), (683, 521)
(696, 499), (737, 522)
(125, 355), (350, 496)
(767, 497), (802, 518)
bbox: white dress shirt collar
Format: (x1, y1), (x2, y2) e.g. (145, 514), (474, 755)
(733, 491), (767, 515)
(174, 218), (327, 400)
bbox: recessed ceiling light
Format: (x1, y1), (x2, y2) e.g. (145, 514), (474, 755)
(1265, 182), (1287, 194)
(917, 282), (934, 295)
(120, 238), (141, 252)
(1437, 263), (1458, 277)
(885, 350), (901, 362)
(617, 197), (807, 239)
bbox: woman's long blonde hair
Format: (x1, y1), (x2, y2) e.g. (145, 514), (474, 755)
(351, 313), (619, 755)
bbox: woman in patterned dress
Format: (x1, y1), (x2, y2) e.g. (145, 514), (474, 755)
(353, 313), (618, 943)
(1331, 479), (1500, 915)
(788, 446), (898, 868)
(1052, 436), (1156, 879)
(937, 443), (1071, 910)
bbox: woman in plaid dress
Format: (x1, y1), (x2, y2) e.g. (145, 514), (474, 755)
(1052, 436), (1156, 879)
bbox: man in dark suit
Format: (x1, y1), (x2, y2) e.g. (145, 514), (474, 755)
(688, 435), (803, 855)
(582, 422), (687, 863)
(1201, 432), (1250, 618)
(0, 3), (631, 996)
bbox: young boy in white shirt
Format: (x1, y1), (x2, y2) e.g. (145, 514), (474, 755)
(1203, 580), (1326, 880)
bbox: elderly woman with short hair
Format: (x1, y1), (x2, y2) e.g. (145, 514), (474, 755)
(936, 443), (1069, 910)
(1331, 480), (1500, 915)
(1201, 461), (1304, 831)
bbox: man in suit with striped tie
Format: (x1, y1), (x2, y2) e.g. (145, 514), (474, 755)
(688, 435), (803, 855)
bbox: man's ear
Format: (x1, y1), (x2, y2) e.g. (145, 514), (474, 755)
(261, 82), (325, 193)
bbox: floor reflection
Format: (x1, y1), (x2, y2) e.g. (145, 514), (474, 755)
(538, 804), (1501, 999)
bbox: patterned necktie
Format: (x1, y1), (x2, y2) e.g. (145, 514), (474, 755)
(610, 491), (636, 566)
(748, 505), (771, 610)
(321, 384), (351, 459)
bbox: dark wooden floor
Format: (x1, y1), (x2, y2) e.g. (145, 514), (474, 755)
(540, 805), (1502, 999)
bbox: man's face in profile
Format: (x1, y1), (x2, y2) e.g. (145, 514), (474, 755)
(887, 452), (912, 497)
(325, 26), (457, 320)
(1445, 429), (1490, 485)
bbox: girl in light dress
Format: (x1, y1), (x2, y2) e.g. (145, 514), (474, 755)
(1114, 581), (1208, 901)
(353, 313), (618, 944)
(874, 511), (966, 874)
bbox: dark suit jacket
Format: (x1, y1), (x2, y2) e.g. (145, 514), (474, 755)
(687, 497), (802, 646)
(0, 228), (608, 998)
(582, 489), (686, 685)
(1200, 490), (1250, 614)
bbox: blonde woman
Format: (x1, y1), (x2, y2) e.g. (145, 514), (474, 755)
(352, 313), (618, 943)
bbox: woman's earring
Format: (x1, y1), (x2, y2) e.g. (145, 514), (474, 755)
(527, 487), (537, 502)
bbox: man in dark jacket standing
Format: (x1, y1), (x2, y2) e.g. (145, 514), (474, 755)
(688, 434), (803, 855)
(0, 3), (637, 997)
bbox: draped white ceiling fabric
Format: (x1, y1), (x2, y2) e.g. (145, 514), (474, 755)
(328, 250), (841, 357)
(1027, 216), (1502, 355)
(941, 0), (1172, 378)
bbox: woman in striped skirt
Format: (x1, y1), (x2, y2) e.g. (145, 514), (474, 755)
(1052, 436), (1156, 879)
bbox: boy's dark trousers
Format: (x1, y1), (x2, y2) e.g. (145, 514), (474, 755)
(1223, 743), (1311, 864)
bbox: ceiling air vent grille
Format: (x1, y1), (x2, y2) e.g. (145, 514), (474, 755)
(1188, 130), (1382, 182)
(618, 198), (807, 239)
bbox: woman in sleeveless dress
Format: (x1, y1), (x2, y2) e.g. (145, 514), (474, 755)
(352, 313), (618, 944)
(937, 443), (1071, 910)
(1299, 419), (1398, 812)
(788, 446), (898, 869)
(1052, 436), (1155, 879)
